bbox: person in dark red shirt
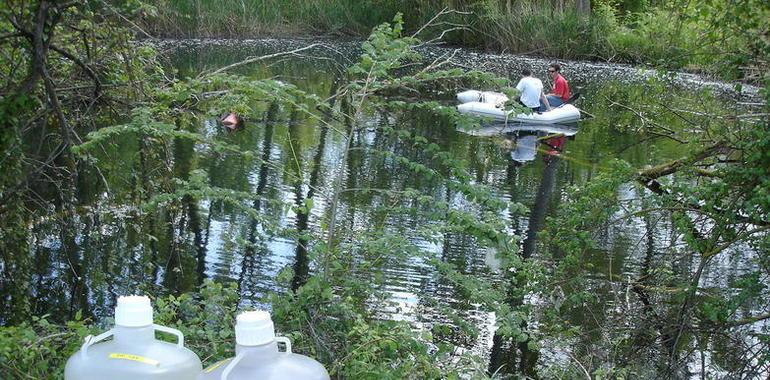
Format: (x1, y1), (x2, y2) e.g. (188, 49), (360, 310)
(545, 63), (570, 107)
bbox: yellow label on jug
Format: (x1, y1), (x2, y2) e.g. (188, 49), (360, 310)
(108, 353), (160, 366)
(204, 358), (232, 373)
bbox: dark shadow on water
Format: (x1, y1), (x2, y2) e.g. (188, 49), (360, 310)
(292, 80), (339, 291)
(489, 136), (564, 378)
(238, 103), (278, 299)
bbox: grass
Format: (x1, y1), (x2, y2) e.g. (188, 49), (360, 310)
(480, 6), (615, 60)
(143, 1), (623, 62)
(141, 0), (758, 80)
(146, 0), (432, 37)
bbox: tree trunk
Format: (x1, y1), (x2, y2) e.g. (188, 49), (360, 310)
(576, 0), (591, 16)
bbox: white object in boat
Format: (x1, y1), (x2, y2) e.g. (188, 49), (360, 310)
(456, 90), (509, 107)
(457, 101), (581, 125)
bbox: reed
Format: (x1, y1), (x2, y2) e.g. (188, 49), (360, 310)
(147, 0), (301, 37)
(145, 0), (613, 59)
(145, 0), (447, 38)
(480, 4), (615, 60)
(143, 0), (752, 77)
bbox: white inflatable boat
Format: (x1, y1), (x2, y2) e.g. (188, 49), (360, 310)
(456, 90), (581, 125)
(457, 123), (579, 137)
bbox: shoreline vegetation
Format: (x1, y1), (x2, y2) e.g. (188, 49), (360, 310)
(139, 0), (767, 83)
(1, 1), (768, 379)
(146, 38), (763, 102)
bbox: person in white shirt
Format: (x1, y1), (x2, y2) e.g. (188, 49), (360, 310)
(515, 68), (551, 112)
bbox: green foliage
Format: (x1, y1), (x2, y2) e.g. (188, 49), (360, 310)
(0, 313), (97, 380)
(0, 13), (527, 379)
(349, 14), (418, 77)
(153, 281), (240, 363)
(481, 5), (616, 60)
(146, 0), (421, 37)
(144, 0), (769, 82)
(270, 273), (489, 379)
(0, 281), (238, 379)
(0, 95), (33, 323)
(543, 159), (634, 294)
(0, 0), (167, 322)
(4, 2), (767, 378)
(537, 71), (769, 376)
(606, 8), (698, 67)
(263, 16), (525, 378)
(604, 4), (751, 75)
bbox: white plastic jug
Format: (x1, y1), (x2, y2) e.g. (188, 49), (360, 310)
(199, 311), (330, 380)
(65, 295), (202, 380)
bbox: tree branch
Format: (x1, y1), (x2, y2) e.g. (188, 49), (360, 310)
(203, 44), (324, 77)
(49, 44), (102, 97)
(13, 1), (52, 93)
(638, 143), (728, 182)
(0, 32), (23, 40)
(410, 7), (471, 39)
(103, 3), (155, 39)
(724, 312), (770, 328)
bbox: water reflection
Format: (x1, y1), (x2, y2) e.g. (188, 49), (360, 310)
(4, 41), (681, 376)
(238, 103), (277, 302)
(489, 133), (565, 377)
(291, 109), (331, 291)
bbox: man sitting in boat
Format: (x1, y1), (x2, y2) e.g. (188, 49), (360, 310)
(515, 68), (551, 113)
(545, 63), (570, 107)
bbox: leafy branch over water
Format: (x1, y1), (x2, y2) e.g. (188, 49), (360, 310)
(1, 10), (532, 379)
(539, 80), (769, 377)
(2, 1), (768, 379)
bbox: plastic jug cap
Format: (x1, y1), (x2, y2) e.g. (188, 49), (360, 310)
(235, 310), (275, 346)
(115, 295), (153, 327)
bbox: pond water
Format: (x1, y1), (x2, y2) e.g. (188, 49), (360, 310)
(3, 39), (759, 376)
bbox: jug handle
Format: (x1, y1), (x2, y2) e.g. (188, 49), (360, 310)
(219, 338), (291, 380)
(80, 329), (114, 359)
(276, 336), (292, 353)
(153, 324), (185, 347)
(221, 351), (246, 380)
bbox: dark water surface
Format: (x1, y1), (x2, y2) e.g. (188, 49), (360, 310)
(5, 40), (758, 375)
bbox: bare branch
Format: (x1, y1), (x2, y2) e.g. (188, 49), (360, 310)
(736, 113), (770, 119)
(565, 351), (593, 380)
(410, 7), (472, 39)
(11, 1), (53, 93)
(419, 26), (471, 46)
(103, 3), (155, 39)
(42, 68), (73, 150)
(725, 312), (770, 328)
(420, 48), (460, 73)
(49, 44), (102, 97)
(0, 32), (24, 40)
(203, 44), (325, 77)
(701, 225), (770, 259)
(604, 96), (685, 138)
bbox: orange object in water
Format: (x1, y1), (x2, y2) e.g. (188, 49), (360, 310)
(222, 113), (239, 127)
